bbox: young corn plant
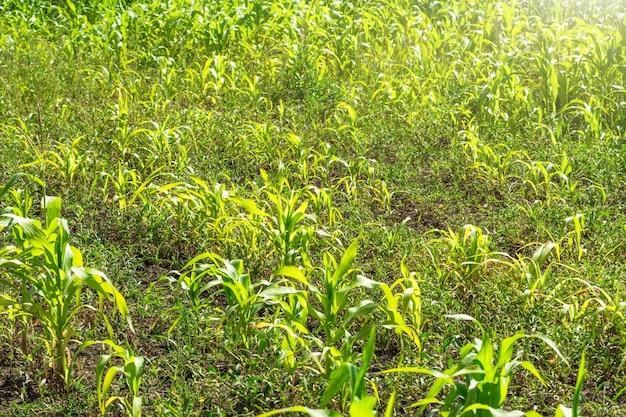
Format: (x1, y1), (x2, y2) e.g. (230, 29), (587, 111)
(377, 260), (423, 362)
(564, 99), (605, 147)
(257, 328), (392, 417)
(0, 196), (131, 389)
(155, 176), (260, 250)
(514, 241), (558, 309)
(161, 251), (225, 338)
(107, 86), (132, 155)
(93, 340), (145, 417)
(177, 256), (264, 347)
(306, 186), (342, 229)
(172, 253), (298, 348)
(334, 156), (376, 204)
(255, 317), (310, 374)
(260, 169), (316, 267)
(520, 153), (578, 203)
(275, 239), (381, 378)
(379, 315), (567, 416)
(521, 160), (560, 202)
(20, 137), (86, 184)
(461, 129), (525, 187)
(369, 179), (394, 214)
(46, 137), (88, 183)
(565, 213), (586, 261)
(555, 278), (626, 338)
(318, 325), (378, 412)
(2, 179), (33, 218)
(431, 224), (504, 282)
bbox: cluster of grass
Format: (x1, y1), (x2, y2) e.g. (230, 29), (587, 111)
(0, 0), (626, 415)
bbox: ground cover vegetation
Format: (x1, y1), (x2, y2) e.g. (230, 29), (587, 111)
(0, 0), (625, 415)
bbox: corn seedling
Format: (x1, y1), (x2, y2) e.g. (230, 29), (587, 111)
(93, 340), (144, 417)
(514, 241), (558, 309)
(0, 196), (131, 389)
(275, 239), (381, 381)
(332, 156), (376, 203)
(162, 252), (226, 339)
(369, 179), (394, 214)
(377, 260), (422, 361)
(108, 87), (132, 155)
(155, 176), (261, 249)
(462, 129), (525, 187)
(182, 256), (264, 347)
(174, 253), (301, 348)
(564, 99), (605, 147)
(520, 153), (580, 203)
(20, 137), (86, 184)
(431, 224), (505, 282)
(306, 186), (342, 228)
(379, 314), (567, 416)
(261, 170), (316, 267)
(257, 328), (393, 417)
(5, 187), (34, 219)
(565, 213), (585, 261)
(319, 325), (377, 411)
(555, 278), (626, 337)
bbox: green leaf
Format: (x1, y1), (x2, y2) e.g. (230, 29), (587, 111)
(42, 196), (61, 229)
(531, 242), (555, 266)
(407, 397), (443, 408)
(572, 352), (586, 417)
(259, 286), (302, 300)
(275, 265), (309, 286)
(349, 396), (377, 417)
(533, 334), (568, 366)
(496, 334), (525, 370)
(0, 258), (25, 271)
(320, 363), (350, 407)
(351, 275), (380, 289)
(334, 238), (359, 282)
(477, 333), (494, 374)
(1, 214), (48, 247)
(182, 251), (222, 270)
(554, 405), (572, 417)
(0, 173), (23, 200)
(95, 352), (113, 413)
(70, 246), (83, 267)
(102, 366), (120, 405)
(353, 325), (376, 398)
(384, 391), (396, 417)
(519, 361), (546, 386)
(65, 0), (77, 14)
(231, 196), (268, 216)
(376, 366), (446, 378)
(77, 268), (133, 331)
(345, 300), (378, 324)
(0, 293), (18, 306)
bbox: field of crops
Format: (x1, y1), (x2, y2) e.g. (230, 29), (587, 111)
(1, 0), (626, 415)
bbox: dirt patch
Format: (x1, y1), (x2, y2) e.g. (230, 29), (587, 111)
(387, 193), (447, 232)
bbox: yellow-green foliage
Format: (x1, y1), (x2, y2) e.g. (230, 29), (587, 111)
(0, 0), (625, 416)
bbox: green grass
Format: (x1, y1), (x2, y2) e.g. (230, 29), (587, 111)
(0, 0), (626, 415)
